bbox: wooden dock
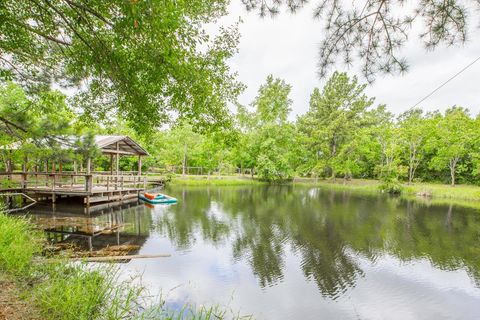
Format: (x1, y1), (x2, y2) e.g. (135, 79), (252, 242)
(0, 172), (149, 207)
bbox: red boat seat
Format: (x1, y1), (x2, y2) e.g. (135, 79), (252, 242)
(144, 192), (157, 200)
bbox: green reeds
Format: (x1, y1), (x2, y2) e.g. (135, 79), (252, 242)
(32, 263), (143, 320)
(0, 213), (42, 276)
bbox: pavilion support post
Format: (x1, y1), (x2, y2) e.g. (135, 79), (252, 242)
(58, 160), (63, 187)
(44, 160), (48, 186)
(110, 154), (113, 175)
(138, 156), (142, 176)
(34, 162), (38, 188)
(116, 142), (120, 176)
(22, 156), (27, 173)
(22, 156), (28, 189)
(52, 173), (56, 204)
(73, 160), (77, 183)
(86, 157), (91, 174)
(7, 151), (12, 182)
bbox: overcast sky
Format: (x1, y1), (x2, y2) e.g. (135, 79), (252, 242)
(219, 2), (480, 119)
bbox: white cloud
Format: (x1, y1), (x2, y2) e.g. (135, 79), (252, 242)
(221, 2), (480, 118)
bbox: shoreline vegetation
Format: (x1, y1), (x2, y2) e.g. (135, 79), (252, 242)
(0, 213), (250, 320)
(169, 175), (480, 206)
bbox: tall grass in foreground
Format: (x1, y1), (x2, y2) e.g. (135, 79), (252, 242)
(0, 212), (144, 320)
(0, 213), (42, 276)
(32, 263), (143, 320)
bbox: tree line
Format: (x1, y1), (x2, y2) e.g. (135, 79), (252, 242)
(155, 72), (480, 188)
(1, 72), (480, 187)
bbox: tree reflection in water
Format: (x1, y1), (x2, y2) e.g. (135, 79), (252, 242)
(149, 185), (480, 298)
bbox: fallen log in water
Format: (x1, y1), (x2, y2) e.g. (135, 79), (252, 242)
(70, 254), (171, 262)
(34, 253), (171, 263)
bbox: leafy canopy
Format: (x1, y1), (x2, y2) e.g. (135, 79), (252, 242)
(0, 0), (242, 133)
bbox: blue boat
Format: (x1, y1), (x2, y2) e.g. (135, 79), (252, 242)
(139, 193), (177, 204)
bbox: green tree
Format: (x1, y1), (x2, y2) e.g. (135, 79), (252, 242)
(428, 107), (473, 186)
(250, 75), (292, 126)
(375, 122), (405, 193)
(398, 109), (429, 184)
(254, 123), (298, 181)
(238, 75), (297, 181)
(298, 72), (375, 179)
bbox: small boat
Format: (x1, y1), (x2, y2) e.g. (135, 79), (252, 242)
(139, 192), (177, 204)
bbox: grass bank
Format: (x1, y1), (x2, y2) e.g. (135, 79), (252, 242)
(170, 175), (266, 186)
(402, 183), (480, 201)
(294, 178), (480, 201)
(168, 175), (480, 204)
(293, 178), (480, 210)
(0, 213), (250, 320)
(293, 178), (381, 195)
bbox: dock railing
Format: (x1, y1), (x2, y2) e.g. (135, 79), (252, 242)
(0, 172), (147, 194)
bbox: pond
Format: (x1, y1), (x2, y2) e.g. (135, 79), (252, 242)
(23, 185), (480, 319)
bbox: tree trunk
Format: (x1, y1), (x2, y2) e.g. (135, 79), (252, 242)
(182, 144), (187, 176)
(449, 158), (456, 187)
(408, 160), (413, 184)
(408, 145), (415, 184)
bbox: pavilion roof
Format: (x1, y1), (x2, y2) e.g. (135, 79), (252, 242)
(3, 135), (149, 156)
(95, 135), (149, 156)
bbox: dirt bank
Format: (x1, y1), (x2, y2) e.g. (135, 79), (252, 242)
(0, 273), (41, 320)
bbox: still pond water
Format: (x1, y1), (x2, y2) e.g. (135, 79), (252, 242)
(28, 185), (480, 319)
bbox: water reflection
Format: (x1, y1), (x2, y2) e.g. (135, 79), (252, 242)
(19, 185), (480, 319)
(26, 202), (152, 253)
(158, 186), (480, 295)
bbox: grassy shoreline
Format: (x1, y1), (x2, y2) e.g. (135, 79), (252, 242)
(298, 179), (480, 201)
(170, 175), (266, 186)
(168, 175), (480, 202)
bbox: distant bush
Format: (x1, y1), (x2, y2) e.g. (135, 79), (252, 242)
(379, 178), (403, 195)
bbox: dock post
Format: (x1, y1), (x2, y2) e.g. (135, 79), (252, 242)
(73, 160), (77, 184)
(51, 173), (56, 204)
